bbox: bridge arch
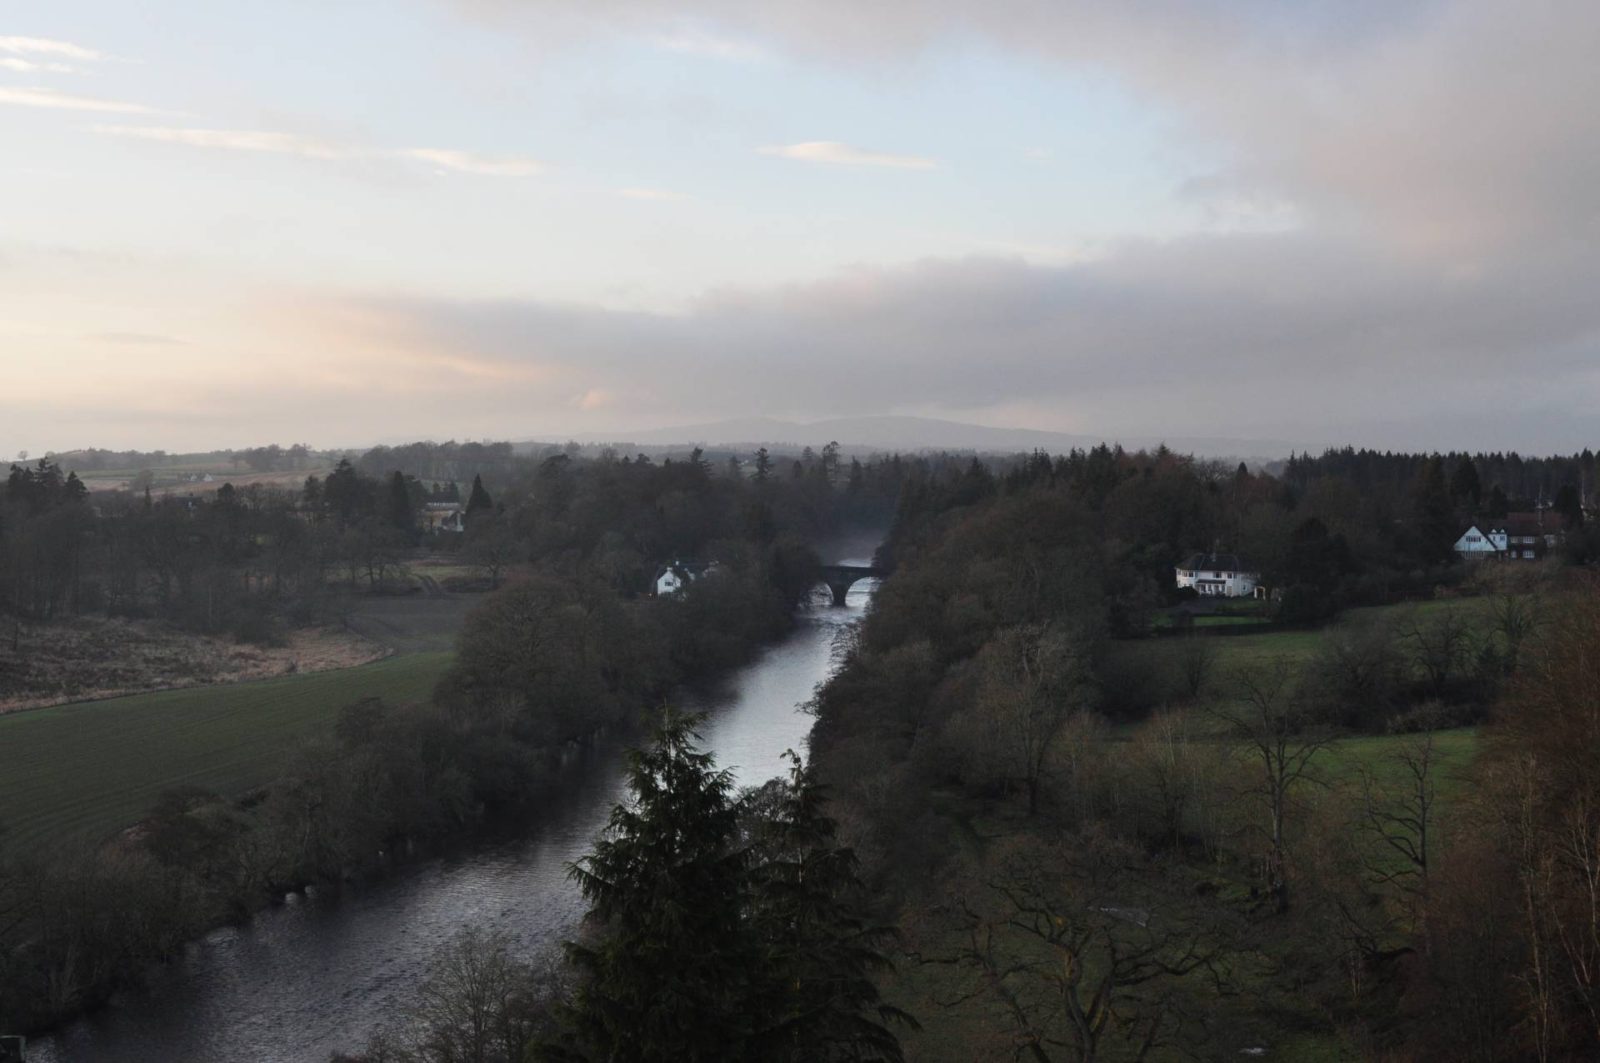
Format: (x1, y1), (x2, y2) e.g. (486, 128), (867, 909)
(816, 563), (885, 607)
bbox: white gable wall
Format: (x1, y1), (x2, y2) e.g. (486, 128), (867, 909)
(1175, 566), (1259, 598)
(1454, 525), (1502, 557)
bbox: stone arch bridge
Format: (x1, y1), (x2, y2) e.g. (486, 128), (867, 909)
(817, 564), (886, 607)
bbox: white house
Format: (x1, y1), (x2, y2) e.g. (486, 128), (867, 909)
(1454, 513), (1563, 561)
(1174, 553), (1259, 598)
(422, 501), (466, 534)
(1453, 523), (1507, 558)
(653, 559), (717, 597)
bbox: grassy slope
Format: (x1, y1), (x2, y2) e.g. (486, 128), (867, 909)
(886, 724), (1483, 1063)
(1319, 727), (1479, 805)
(0, 651), (452, 853)
(893, 599), (1499, 1060)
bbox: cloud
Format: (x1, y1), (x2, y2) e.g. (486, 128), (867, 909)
(419, 0), (1600, 451)
(0, 58), (77, 74)
(397, 148), (544, 176)
(758, 140), (937, 169)
(315, 220), (1600, 451)
(616, 186), (686, 201)
(0, 87), (156, 114)
(0, 36), (102, 61)
(456, 1), (1600, 255)
(653, 26), (767, 62)
(94, 126), (545, 176)
(93, 125), (350, 158)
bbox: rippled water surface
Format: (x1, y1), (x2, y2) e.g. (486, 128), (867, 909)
(32, 549), (876, 1063)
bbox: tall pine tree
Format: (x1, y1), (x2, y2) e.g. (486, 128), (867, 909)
(555, 711), (752, 1061)
(745, 754), (912, 1062)
(549, 722), (910, 1062)
(466, 473), (494, 517)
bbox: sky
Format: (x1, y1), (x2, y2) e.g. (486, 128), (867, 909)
(2, 0), (1598, 456)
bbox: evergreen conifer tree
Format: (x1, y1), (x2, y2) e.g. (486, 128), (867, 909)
(745, 754), (911, 1062)
(466, 473), (493, 516)
(555, 711), (752, 1061)
(550, 725), (911, 1063)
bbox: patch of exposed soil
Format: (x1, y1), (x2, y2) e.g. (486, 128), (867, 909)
(0, 617), (387, 714)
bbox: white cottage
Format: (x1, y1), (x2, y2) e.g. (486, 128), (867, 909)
(1174, 553), (1259, 598)
(422, 501), (466, 534)
(1453, 524), (1507, 559)
(653, 559), (717, 597)
(1454, 513), (1563, 561)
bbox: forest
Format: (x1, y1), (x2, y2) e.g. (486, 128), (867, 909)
(3, 440), (1598, 1060)
(803, 447), (1597, 1061)
(325, 443), (1599, 1061)
(0, 441), (918, 1036)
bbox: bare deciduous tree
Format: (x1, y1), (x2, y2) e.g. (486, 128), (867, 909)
(972, 623), (1096, 816)
(1488, 591), (1541, 678)
(1359, 731), (1437, 903)
(1212, 658), (1336, 911)
(1126, 707), (1226, 853)
(1172, 635), (1217, 704)
(349, 927), (555, 1063)
(920, 834), (1232, 1063)
(462, 518), (521, 590)
(1399, 606), (1478, 700)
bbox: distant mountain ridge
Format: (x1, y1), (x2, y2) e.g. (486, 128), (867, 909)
(564, 415), (1297, 461)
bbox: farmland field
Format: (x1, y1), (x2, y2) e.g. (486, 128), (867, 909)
(0, 651), (453, 853)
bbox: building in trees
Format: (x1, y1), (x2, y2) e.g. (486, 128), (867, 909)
(421, 501), (465, 534)
(1452, 511), (1565, 561)
(653, 559), (717, 597)
(1452, 522), (1506, 558)
(1174, 552), (1259, 597)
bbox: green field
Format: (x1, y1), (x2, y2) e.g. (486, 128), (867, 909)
(1110, 624), (1326, 684)
(0, 652), (453, 853)
(1118, 594), (1516, 701)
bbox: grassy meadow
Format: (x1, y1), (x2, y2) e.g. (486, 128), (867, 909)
(884, 598), (1503, 1062)
(0, 651), (453, 853)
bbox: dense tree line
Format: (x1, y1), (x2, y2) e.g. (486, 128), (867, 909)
(0, 440), (928, 648)
(802, 454), (1595, 1060)
(1278, 446), (1599, 518)
(1408, 582), (1600, 1060)
(355, 440), (522, 486)
(38, 444), (326, 474)
(0, 442), (919, 1037)
(6, 436), (1597, 1051)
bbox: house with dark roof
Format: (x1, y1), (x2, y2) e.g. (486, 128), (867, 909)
(653, 559), (718, 597)
(1456, 510), (1565, 561)
(1174, 553), (1259, 598)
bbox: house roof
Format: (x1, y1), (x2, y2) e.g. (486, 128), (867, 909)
(1501, 511), (1554, 536)
(654, 559), (714, 582)
(1178, 552), (1255, 574)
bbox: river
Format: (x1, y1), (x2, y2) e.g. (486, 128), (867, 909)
(29, 542), (878, 1063)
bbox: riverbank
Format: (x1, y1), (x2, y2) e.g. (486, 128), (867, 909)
(6, 535), (878, 1048)
(25, 579), (875, 1061)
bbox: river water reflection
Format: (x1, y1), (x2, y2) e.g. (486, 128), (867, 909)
(31, 553), (876, 1063)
